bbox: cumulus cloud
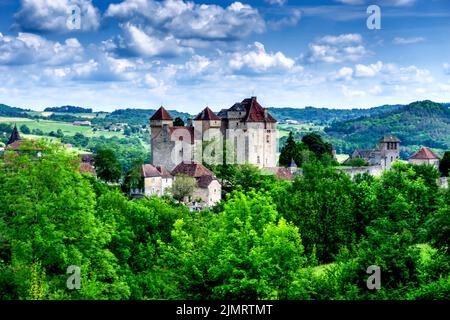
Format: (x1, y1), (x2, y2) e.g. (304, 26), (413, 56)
(268, 9), (302, 30)
(342, 85), (366, 97)
(229, 42), (298, 74)
(355, 61), (383, 77)
(106, 0), (265, 41)
(393, 37), (425, 45)
(331, 67), (354, 81)
(0, 32), (84, 65)
(114, 23), (193, 58)
(14, 0), (100, 33)
(308, 34), (367, 63)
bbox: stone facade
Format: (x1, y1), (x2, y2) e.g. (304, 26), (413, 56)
(141, 164), (173, 197)
(346, 135), (400, 170)
(171, 162), (222, 208)
(150, 97), (278, 170)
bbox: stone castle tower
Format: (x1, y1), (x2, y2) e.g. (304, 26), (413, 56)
(150, 97), (278, 171)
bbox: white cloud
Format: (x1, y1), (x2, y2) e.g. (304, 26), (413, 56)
(106, 0), (265, 41)
(265, 0), (287, 6)
(331, 67), (354, 81)
(14, 0), (100, 33)
(308, 34), (367, 63)
(229, 42), (298, 73)
(268, 9), (302, 30)
(116, 23), (192, 58)
(393, 37), (425, 45)
(355, 61), (383, 77)
(342, 85), (366, 97)
(0, 32), (84, 65)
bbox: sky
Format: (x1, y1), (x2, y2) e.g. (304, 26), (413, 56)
(0, 0), (449, 113)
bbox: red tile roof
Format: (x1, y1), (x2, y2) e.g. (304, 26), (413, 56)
(409, 147), (440, 160)
(142, 164), (161, 178)
(171, 162), (214, 178)
(264, 167), (294, 180)
(241, 97), (277, 123)
(156, 166), (173, 178)
(195, 107), (221, 121)
(150, 106), (173, 121)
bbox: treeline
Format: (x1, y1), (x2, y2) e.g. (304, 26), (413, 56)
(44, 106), (93, 113)
(0, 141), (448, 300)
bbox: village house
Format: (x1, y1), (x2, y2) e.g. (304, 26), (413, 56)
(408, 147), (440, 168)
(171, 162), (221, 208)
(141, 164), (173, 197)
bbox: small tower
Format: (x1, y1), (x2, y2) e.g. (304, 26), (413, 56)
(193, 107), (222, 165)
(7, 124), (22, 145)
(150, 106), (175, 170)
(379, 135), (400, 169)
(289, 158), (298, 174)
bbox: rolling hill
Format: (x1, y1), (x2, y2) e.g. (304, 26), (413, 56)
(325, 100), (450, 156)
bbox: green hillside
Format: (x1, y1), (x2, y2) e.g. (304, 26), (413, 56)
(325, 100), (450, 156)
(269, 104), (402, 124)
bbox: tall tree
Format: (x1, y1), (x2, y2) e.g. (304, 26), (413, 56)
(439, 151), (450, 177)
(94, 147), (122, 183)
(173, 117), (185, 127)
(170, 174), (197, 203)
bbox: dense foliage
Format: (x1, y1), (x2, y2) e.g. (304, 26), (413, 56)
(1, 141), (448, 300)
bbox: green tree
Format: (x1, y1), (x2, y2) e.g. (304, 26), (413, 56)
(301, 133), (333, 160)
(170, 174), (197, 203)
(0, 141), (129, 299)
(173, 117), (185, 127)
(19, 124), (31, 134)
(439, 151), (450, 177)
(94, 147), (122, 183)
(122, 159), (144, 194)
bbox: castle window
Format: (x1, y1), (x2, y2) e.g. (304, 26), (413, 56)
(257, 156), (260, 164)
(179, 136), (183, 141)
(266, 135), (270, 143)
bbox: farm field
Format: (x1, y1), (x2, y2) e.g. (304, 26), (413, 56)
(0, 117), (124, 138)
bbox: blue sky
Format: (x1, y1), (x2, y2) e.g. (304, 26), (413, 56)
(0, 0), (449, 113)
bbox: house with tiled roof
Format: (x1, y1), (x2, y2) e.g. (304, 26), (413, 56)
(171, 162), (221, 208)
(141, 164), (174, 197)
(408, 147), (440, 168)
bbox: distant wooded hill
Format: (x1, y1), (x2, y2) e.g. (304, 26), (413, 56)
(105, 108), (193, 125)
(268, 104), (403, 124)
(325, 100), (450, 155)
(44, 106), (93, 113)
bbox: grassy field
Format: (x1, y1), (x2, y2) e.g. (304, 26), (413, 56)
(0, 117), (124, 138)
(277, 123), (325, 138)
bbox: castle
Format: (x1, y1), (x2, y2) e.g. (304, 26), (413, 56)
(150, 97), (278, 171)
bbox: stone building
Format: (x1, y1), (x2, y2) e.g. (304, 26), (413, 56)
(141, 164), (173, 197)
(150, 97), (278, 171)
(346, 135), (400, 170)
(408, 147), (440, 168)
(171, 162), (221, 208)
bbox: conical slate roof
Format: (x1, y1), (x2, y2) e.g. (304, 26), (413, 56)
(194, 107), (220, 121)
(7, 125), (21, 145)
(150, 106), (172, 121)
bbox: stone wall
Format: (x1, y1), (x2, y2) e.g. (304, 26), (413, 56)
(439, 177), (448, 189)
(337, 165), (384, 178)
